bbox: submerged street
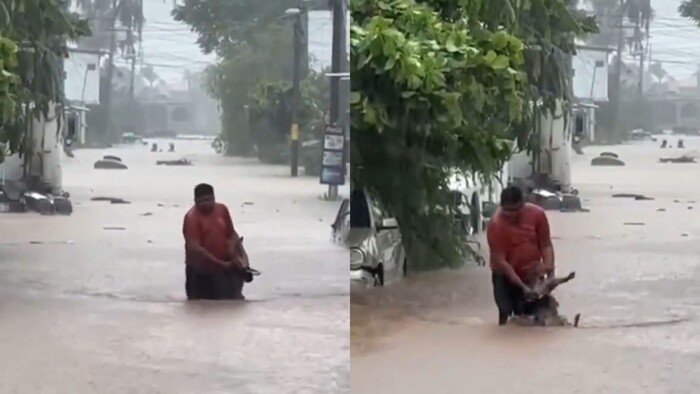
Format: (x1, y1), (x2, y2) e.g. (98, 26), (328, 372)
(352, 139), (700, 393)
(0, 141), (349, 393)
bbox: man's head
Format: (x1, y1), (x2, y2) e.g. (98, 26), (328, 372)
(194, 183), (215, 214)
(499, 185), (524, 223)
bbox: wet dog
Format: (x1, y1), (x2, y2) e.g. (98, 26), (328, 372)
(511, 271), (577, 327)
(231, 237), (260, 283)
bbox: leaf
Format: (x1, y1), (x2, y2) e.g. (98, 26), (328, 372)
(491, 55), (510, 70)
(484, 50), (498, 65)
(445, 36), (458, 52)
(350, 91), (362, 104)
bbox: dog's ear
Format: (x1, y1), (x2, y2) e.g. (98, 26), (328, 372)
(239, 236), (244, 244)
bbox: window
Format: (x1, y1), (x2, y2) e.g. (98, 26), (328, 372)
(350, 189), (371, 228)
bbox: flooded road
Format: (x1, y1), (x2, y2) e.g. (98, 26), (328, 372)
(0, 141), (349, 393)
(351, 138), (700, 393)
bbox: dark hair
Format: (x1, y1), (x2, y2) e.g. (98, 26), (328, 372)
(194, 183), (214, 198)
(500, 185), (523, 206)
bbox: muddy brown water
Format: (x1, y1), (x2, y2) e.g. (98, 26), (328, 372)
(351, 138), (700, 394)
(0, 141), (349, 393)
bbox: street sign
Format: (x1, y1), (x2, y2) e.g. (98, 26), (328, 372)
(320, 124), (346, 186)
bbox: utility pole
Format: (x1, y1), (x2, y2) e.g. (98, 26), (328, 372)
(609, 0), (625, 143)
(127, 0), (141, 133)
(103, 0), (119, 144)
(634, 19), (649, 131)
(290, 11), (303, 177)
(327, 0), (347, 200)
(635, 23), (644, 101)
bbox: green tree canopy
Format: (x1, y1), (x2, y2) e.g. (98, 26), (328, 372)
(173, 0), (319, 156)
(351, 0), (596, 269)
(172, 0), (297, 56)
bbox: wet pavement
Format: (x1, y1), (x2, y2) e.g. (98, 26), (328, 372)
(0, 140), (349, 393)
(351, 138), (700, 393)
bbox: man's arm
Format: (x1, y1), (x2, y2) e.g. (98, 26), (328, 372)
(183, 215), (229, 268)
(537, 210), (555, 277)
(487, 223), (529, 291)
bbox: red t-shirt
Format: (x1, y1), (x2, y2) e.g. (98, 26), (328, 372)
(487, 203), (551, 279)
(183, 203), (236, 270)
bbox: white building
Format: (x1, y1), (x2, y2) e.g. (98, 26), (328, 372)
(64, 48), (104, 144)
(572, 44), (613, 142)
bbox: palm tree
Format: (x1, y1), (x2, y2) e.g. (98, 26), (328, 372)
(70, 0), (143, 51)
(140, 65), (159, 88)
(578, 0), (652, 50)
(680, 0), (700, 25)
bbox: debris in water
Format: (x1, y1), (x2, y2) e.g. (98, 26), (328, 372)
(91, 197), (131, 204)
(94, 159), (128, 170)
(156, 158), (192, 166)
(624, 222), (645, 226)
(103, 155), (122, 162)
(659, 155), (696, 163)
(612, 193), (654, 200)
(103, 226), (125, 231)
(657, 208), (666, 212)
(591, 156), (625, 166)
(140, 212), (153, 216)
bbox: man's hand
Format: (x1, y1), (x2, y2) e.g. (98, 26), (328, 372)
(215, 259), (233, 269)
(536, 261), (555, 278)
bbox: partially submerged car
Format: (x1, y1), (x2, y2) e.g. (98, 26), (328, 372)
(449, 169), (506, 235)
(331, 189), (407, 287)
(120, 132), (144, 145)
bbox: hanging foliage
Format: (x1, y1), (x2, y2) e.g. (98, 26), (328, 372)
(0, 35), (19, 162)
(0, 0), (90, 159)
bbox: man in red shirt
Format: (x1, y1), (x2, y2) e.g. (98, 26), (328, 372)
(183, 183), (247, 300)
(487, 186), (555, 325)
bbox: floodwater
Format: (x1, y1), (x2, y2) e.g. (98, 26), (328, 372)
(0, 140), (349, 393)
(351, 137), (700, 394)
